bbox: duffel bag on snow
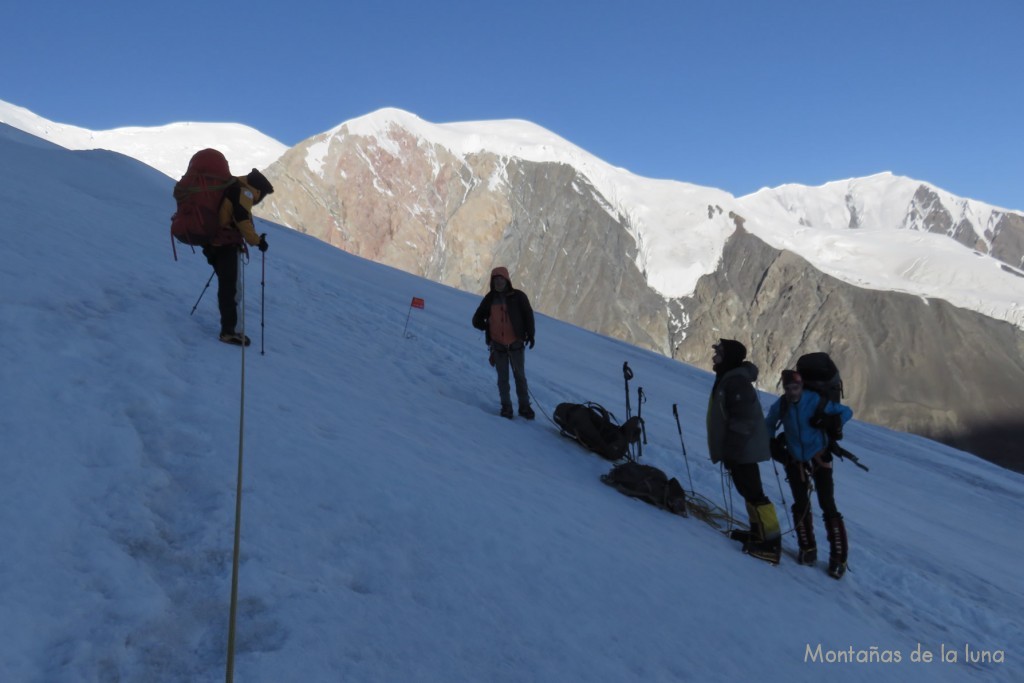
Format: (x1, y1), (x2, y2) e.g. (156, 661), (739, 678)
(554, 402), (642, 461)
(600, 462), (688, 516)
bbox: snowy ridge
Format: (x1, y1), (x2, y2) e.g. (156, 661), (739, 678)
(320, 108), (1024, 328)
(326, 108), (752, 300)
(743, 173), (921, 231)
(0, 99), (287, 179)
(3, 99), (1021, 328)
(737, 174), (1024, 327)
(1, 121), (1021, 682)
(741, 172), (1008, 247)
(737, 199), (1023, 327)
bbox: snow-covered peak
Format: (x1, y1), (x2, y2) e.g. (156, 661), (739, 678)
(0, 98), (287, 179)
(740, 171), (1010, 233)
(315, 107), (738, 299)
(314, 108), (1024, 328)
(337, 107), (597, 165)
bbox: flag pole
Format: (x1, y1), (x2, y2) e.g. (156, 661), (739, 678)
(403, 297), (424, 337)
(402, 305), (413, 337)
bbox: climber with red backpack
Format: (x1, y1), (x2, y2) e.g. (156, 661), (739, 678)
(170, 149), (274, 346)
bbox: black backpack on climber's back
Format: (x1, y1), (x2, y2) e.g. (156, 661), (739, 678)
(795, 352), (845, 441)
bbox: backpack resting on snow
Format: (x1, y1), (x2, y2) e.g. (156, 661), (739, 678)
(170, 148), (234, 254)
(600, 462), (688, 516)
(554, 402), (642, 462)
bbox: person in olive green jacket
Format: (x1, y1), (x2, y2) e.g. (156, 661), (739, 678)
(202, 169), (274, 346)
(706, 338), (781, 564)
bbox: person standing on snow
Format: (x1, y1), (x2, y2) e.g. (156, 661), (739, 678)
(765, 369), (853, 579)
(706, 338), (781, 564)
(196, 169), (274, 346)
(472, 266), (536, 419)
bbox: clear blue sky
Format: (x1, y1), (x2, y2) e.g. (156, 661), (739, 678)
(3, 0), (1022, 210)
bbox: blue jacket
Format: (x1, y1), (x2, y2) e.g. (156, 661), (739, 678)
(765, 392), (853, 462)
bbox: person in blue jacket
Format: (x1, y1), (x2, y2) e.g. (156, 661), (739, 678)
(765, 369), (853, 579)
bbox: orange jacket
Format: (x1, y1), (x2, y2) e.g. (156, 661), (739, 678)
(215, 177), (263, 247)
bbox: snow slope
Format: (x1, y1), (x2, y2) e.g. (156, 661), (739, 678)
(1, 123), (1021, 682)
(0, 99), (287, 179)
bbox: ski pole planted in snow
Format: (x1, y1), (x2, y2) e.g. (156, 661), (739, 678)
(623, 362), (633, 419)
(189, 270), (216, 316)
(673, 403), (695, 493)
(635, 386), (647, 459)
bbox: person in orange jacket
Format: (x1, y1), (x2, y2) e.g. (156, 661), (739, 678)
(472, 266), (536, 419)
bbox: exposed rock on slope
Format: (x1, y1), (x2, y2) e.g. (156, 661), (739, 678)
(673, 225), (1024, 471)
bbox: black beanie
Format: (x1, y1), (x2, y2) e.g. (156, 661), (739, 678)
(246, 168), (275, 196)
(715, 338), (748, 369)
(781, 369), (803, 387)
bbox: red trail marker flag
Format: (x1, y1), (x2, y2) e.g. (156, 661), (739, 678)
(403, 297), (425, 337)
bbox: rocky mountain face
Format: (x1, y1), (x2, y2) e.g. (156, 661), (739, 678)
(906, 185), (1024, 268)
(671, 221), (1024, 472)
(257, 127), (669, 353)
(256, 120), (1024, 471)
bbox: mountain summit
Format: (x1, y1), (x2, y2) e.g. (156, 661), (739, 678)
(0, 99), (287, 179)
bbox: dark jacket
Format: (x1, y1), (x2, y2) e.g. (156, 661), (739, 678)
(471, 267), (535, 346)
(706, 361), (771, 465)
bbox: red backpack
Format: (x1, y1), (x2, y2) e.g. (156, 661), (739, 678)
(170, 149), (234, 258)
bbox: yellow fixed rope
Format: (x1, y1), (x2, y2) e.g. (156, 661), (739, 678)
(225, 252), (247, 683)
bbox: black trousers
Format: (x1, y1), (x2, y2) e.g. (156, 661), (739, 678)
(786, 451), (840, 521)
(203, 245), (239, 335)
(726, 461), (768, 505)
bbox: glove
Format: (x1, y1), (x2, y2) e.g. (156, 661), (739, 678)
(258, 233), (269, 252)
(527, 337), (535, 350)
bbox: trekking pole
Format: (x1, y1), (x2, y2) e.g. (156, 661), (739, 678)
(635, 387), (647, 459)
(720, 463), (735, 532)
(672, 404), (695, 493)
(622, 362), (633, 419)
(190, 270), (216, 316)
(770, 456), (792, 533)
(260, 251), (266, 355)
